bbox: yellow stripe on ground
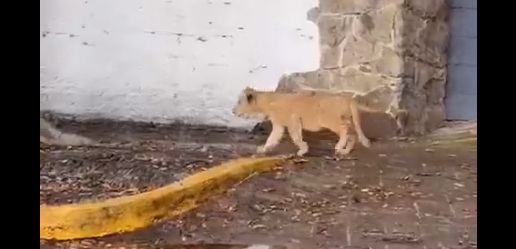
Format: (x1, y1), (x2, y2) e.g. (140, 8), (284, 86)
(40, 157), (286, 240)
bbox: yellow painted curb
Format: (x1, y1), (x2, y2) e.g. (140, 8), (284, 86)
(40, 157), (286, 241)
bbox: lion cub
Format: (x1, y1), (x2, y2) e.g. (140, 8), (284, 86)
(232, 87), (371, 156)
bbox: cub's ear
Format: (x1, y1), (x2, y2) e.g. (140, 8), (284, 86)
(245, 92), (255, 103)
(243, 86), (255, 93)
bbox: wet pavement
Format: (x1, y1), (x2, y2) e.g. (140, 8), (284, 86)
(40, 121), (477, 249)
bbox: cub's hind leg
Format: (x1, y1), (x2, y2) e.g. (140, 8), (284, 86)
(286, 117), (309, 156)
(334, 119), (353, 155)
(349, 103), (371, 148)
(257, 123), (285, 154)
(341, 133), (357, 155)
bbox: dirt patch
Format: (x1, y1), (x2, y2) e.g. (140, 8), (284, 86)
(40, 142), (256, 205)
(40, 120), (477, 249)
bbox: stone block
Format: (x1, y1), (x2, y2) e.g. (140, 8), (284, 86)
(425, 79), (446, 105)
(366, 46), (404, 77)
(319, 0), (403, 14)
(320, 44), (341, 69)
(335, 67), (398, 94)
(424, 104), (447, 131)
(413, 61), (447, 90)
(318, 15), (352, 47)
(397, 9), (449, 67)
(275, 70), (337, 93)
(340, 35), (377, 68)
(318, 15), (354, 69)
(406, 0), (448, 19)
(353, 3), (399, 44)
(398, 59), (447, 134)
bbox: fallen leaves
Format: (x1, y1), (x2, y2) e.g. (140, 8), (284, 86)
(39, 141), (242, 205)
(40, 122), (477, 249)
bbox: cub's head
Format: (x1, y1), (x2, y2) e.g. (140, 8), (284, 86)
(232, 87), (264, 119)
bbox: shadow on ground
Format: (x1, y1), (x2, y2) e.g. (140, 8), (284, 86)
(40, 120), (477, 249)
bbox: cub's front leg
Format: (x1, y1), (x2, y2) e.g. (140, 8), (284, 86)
(336, 134), (357, 155)
(286, 118), (309, 157)
(256, 123), (285, 154)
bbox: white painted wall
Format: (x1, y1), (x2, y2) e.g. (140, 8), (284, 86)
(40, 0), (319, 128)
(445, 0), (477, 120)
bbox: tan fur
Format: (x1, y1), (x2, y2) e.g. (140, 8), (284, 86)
(232, 87), (371, 156)
(293, 84), (406, 134)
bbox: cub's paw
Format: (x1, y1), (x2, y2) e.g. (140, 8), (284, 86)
(335, 148), (351, 156)
(361, 138), (371, 148)
(256, 145), (267, 154)
(296, 149), (308, 157)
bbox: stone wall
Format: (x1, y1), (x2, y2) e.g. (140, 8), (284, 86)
(274, 0), (449, 137)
